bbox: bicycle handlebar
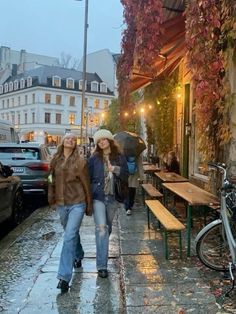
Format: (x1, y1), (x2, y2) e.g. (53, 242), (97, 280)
(208, 162), (234, 191)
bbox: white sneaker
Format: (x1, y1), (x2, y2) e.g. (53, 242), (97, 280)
(126, 209), (132, 215)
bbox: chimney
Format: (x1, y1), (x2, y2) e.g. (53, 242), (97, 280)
(12, 64), (17, 76)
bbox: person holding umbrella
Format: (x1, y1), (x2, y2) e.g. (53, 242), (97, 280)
(88, 129), (129, 278)
(114, 131), (146, 215)
(124, 154), (145, 215)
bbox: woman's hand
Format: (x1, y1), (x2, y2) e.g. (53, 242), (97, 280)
(107, 160), (115, 172)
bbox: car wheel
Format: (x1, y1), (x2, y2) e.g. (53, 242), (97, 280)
(11, 189), (24, 225)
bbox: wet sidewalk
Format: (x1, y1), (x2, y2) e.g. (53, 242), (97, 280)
(0, 194), (236, 313)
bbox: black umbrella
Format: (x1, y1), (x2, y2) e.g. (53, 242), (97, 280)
(114, 131), (146, 157)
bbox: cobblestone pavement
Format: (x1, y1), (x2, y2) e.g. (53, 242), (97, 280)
(0, 193), (236, 313)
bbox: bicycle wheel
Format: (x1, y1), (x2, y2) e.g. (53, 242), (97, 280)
(196, 221), (231, 272)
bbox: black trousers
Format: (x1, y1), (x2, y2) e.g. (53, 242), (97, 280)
(124, 187), (136, 210)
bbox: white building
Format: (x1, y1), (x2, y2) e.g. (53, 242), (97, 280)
(0, 46), (59, 72)
(0, 65), (114, 144)
(78, 49), (120, 97)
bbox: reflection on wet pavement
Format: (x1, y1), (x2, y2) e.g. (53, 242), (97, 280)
(0, 194), (236, 313)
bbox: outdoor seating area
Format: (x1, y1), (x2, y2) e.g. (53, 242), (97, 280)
(141, 167), (220, 258)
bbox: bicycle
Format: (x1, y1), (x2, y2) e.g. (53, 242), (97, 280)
(195, 162), (236, 296)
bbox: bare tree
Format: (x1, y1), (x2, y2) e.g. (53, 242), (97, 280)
(59, 52), (80, 70)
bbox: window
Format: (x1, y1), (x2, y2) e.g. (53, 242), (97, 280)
(52, 76), (61, 87)
(103, 100), (109, 109)
(11, 98), (14, 107)
(0, 85), (3, 94)
(11, 114), (15, 124)
(45, 112), (51, 123)
(9, 82), (13, 92)
(18, 96), (21, 106)
(25, 95), (28, 105)
(69, 113), (75, 125)
(100, 82), (107, 93)
(32, 93), (35, 104)
(14, 80), (19, 90)
(45, 93), (51, 103)
(4, 83), (8, 93)
(56, 113), (61, 124)
(67, 78), (74, 89)
(32, 112), (35, 124)
(79, 79), (87, 90)
(2, 100), (4, 109)
(17, 114), (20, 125)
(20, 79), (25, 89)
(56, 95), (62, 105)
(27, 76), (32, 87)
(91, 81), (98, 92)
(69, 96), (75, 106)
(94, 99), (100, 109)
(24, 113), (28, 124)
(7, 99), (9, 108)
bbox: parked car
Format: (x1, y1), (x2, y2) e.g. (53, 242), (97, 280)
(0, 143), (51, 197)
(0, 163), (24, 225)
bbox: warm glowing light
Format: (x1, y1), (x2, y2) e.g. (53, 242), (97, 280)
(140, 108), (144, 113)
(149, 105), (152, 109)
(157, 100), (160, 105)
(124, 112), (128, 117)
(101, 113), (105, 118)
(177, 93), (181, 99)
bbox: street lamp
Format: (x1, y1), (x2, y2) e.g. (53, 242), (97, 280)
(75, 0), (89, 145)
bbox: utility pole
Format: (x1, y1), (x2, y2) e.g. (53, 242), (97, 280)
(76, 0), (89, 145)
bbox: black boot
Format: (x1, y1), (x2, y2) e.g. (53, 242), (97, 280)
(57, 279), (69, 293)
(74, 259), (82, 268)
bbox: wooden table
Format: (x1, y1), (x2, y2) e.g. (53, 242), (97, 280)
(162, 182), (219, 256)
(143, 164), (160, 183)
(154, 171), (188, 190)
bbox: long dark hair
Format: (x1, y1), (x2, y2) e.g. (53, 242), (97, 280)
(94, 139), (122, 161)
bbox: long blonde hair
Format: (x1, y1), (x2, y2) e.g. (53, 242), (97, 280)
(50, 142), (80, 170)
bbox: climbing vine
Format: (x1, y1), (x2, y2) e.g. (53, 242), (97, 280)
(144, 73), (179, 157)
(186, 0), (236, 161)
(117, 0), (164, 115)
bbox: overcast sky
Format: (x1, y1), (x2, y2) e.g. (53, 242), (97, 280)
(0, 0), (124, 60)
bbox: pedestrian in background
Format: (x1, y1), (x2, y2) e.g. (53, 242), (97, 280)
(124, 154), (144, 215)
(48, 133), (92, 293)
(164, 150), (180, 174)
(88, 129), (129, 278)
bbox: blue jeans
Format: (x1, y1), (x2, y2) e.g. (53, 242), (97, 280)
(57, 203), (85, 283)
(93, 196), (118, 270)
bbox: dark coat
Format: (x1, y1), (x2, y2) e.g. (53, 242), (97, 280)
(88, 153), (129, 202)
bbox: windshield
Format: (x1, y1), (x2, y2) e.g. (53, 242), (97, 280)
(0, 147), (40, 160)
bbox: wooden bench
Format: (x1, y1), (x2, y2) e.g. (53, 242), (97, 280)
(141, 183), (163, 205)
(145, 200), (185, 259)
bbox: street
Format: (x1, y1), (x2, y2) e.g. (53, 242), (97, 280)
(0, 193), (235, 313)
